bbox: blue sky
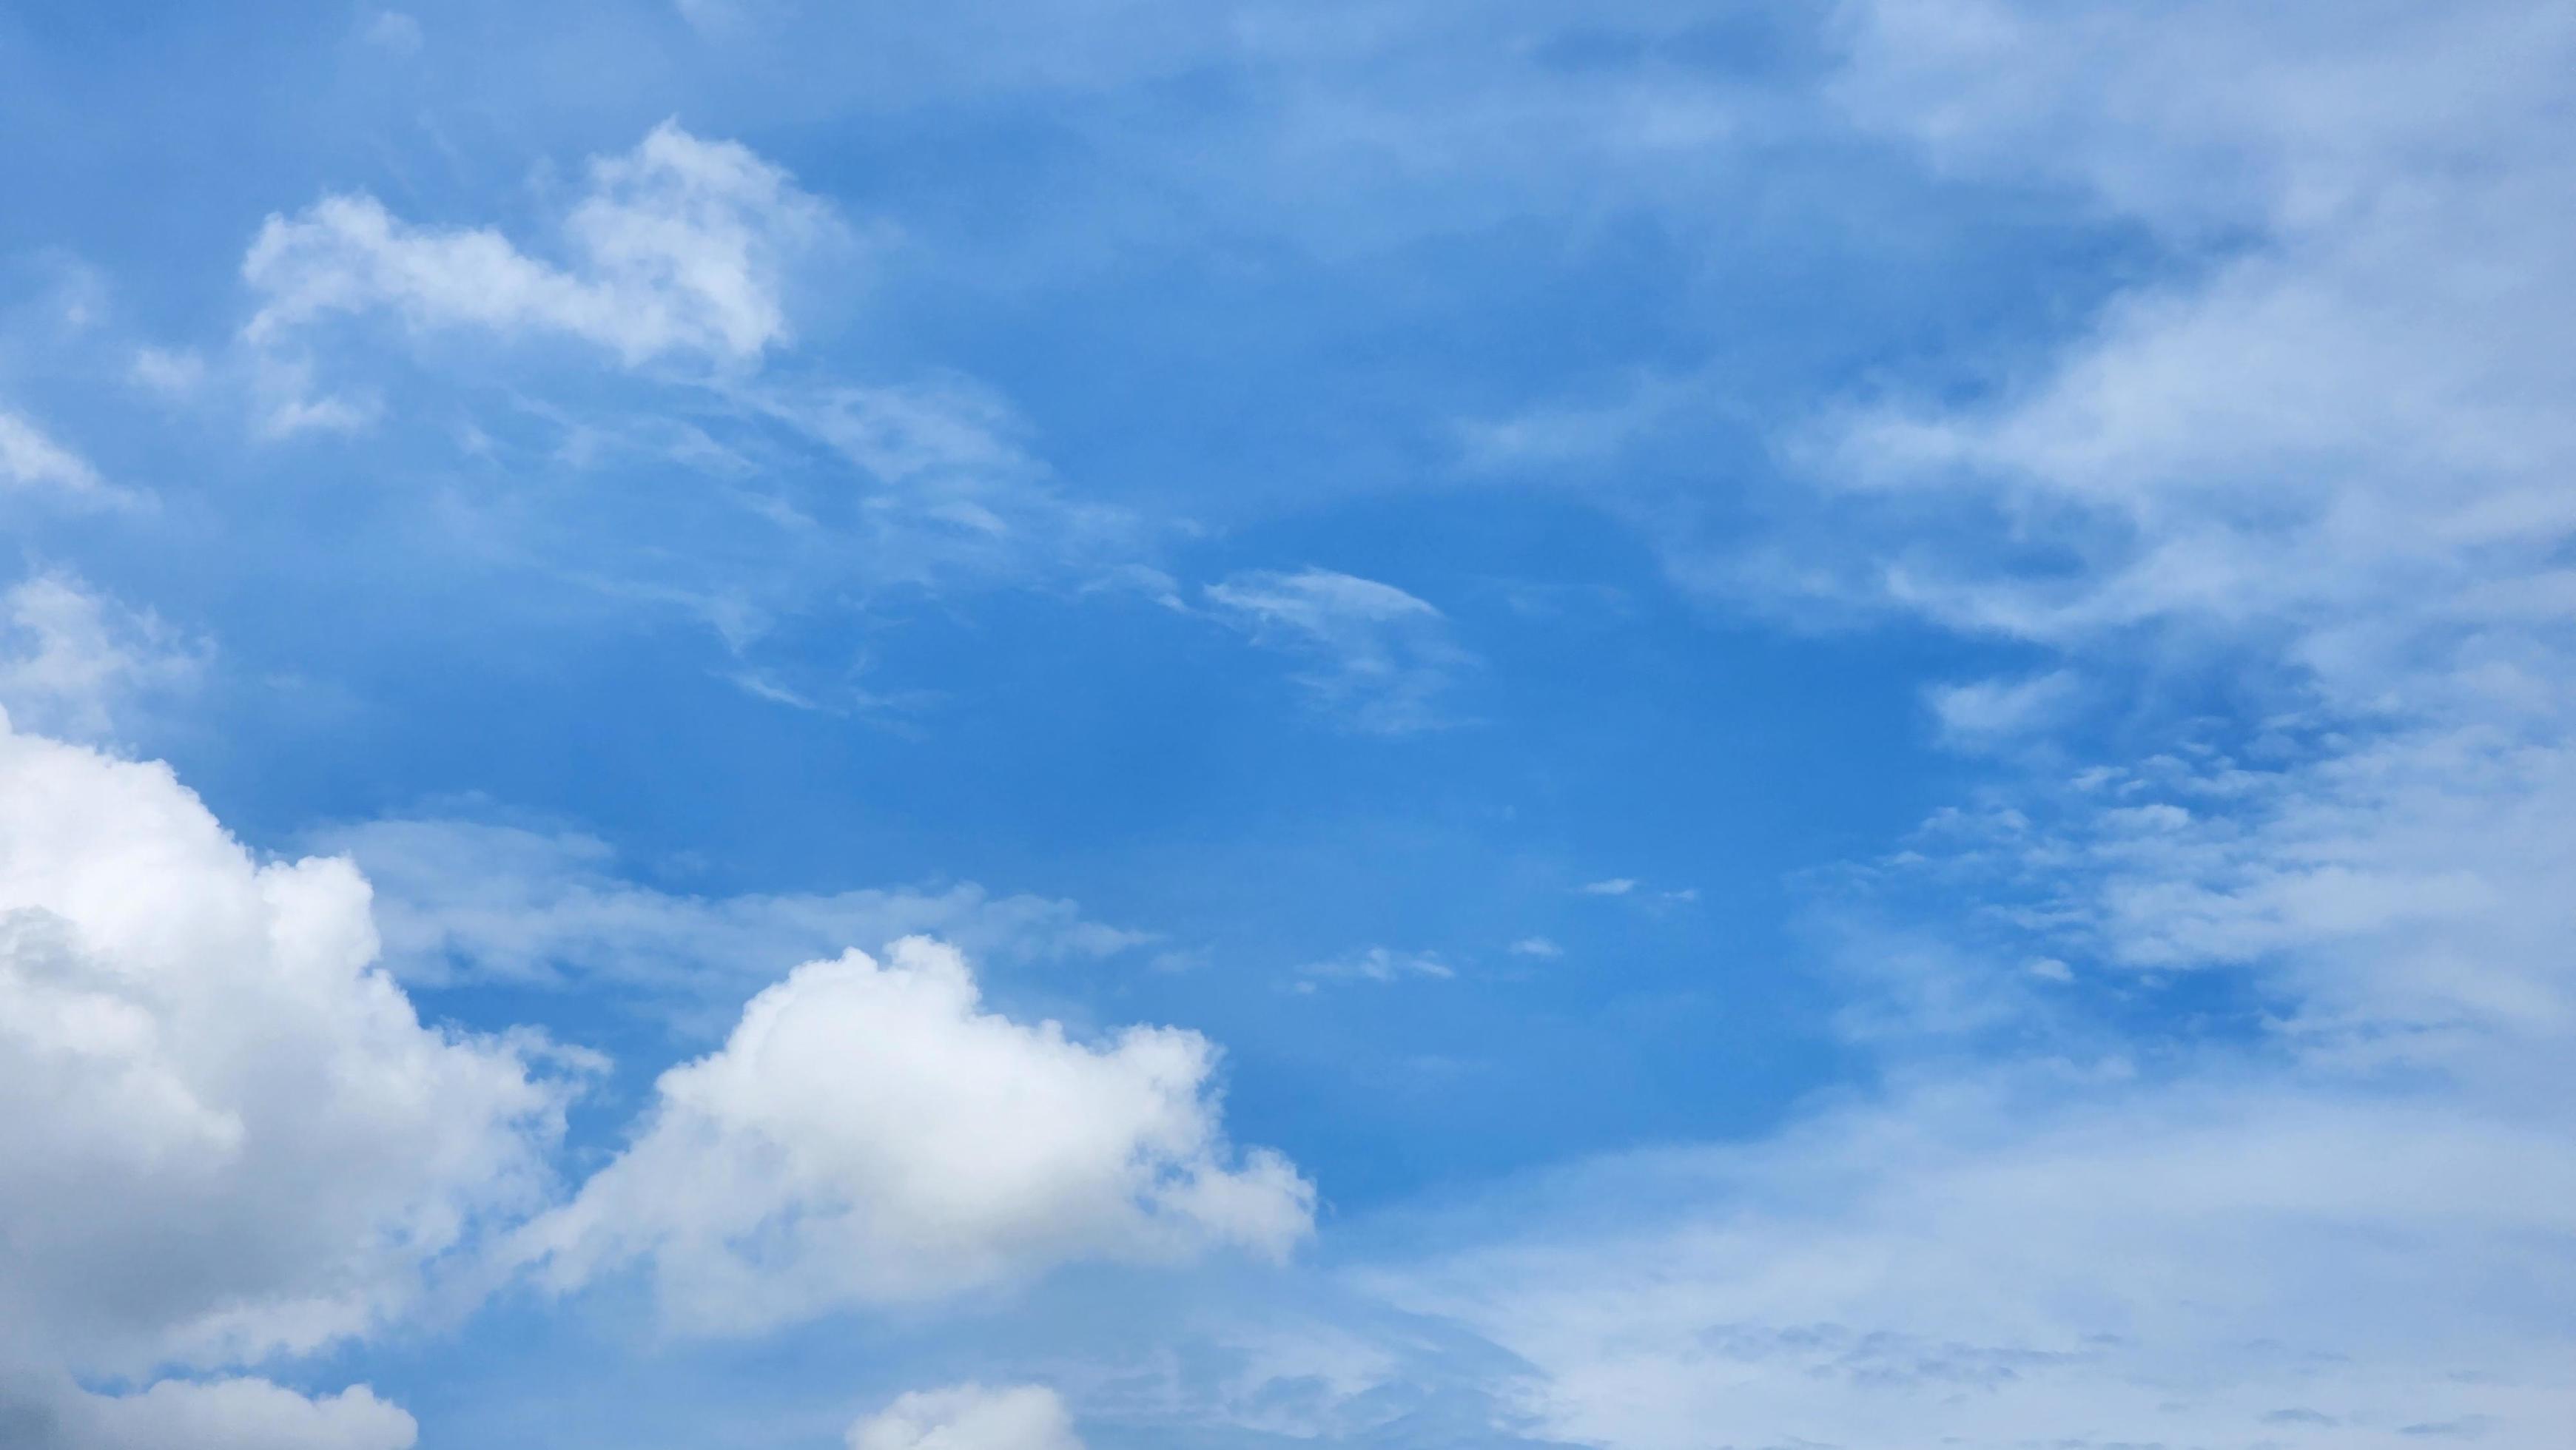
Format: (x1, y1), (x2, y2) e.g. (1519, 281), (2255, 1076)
(2, 3), (2572, 1449)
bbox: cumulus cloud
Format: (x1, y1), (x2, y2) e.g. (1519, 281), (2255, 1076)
(0, 719), (576, 1375)
(0, 570), (205, 741)
(517, 937), (1311, 1333)
(0, 712), (596, 1443)
(847, 1383), (1083, 1450)
(1205, 568), (1475, 735)
(243, 121), (833, 368)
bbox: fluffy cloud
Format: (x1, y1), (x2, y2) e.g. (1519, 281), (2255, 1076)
(847, 1383), (1083, 1450)
(1205, 568), (1473, 735)
(517, 937), (1311, 1333)
(0, 570), (204, 741)
(0, 716), (584, 1437)
(243, 121), (833, 368)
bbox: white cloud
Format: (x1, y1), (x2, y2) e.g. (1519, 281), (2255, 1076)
(1, 1373), (419, 1450)
(243, 121), (833, 369)
(0, 571), (205, 742)
(1368, 1072), (2576, 1450)
(1294, 945), (1455, 988)
(129, 346), (206, 397)
(0, 717), (588, 1441)
(0, 410), (107, 498)
(516, 937), (1311, 1333)
(1204, 569), (1473, 735)
(727, 375), (1159, 600)
(250, 353), (379, 439)
(320, 816), (1147, 1007)
(1925, 670), (2078, 748)
(1905, 711), (2576, 1073)
(1576, 878), (1635, 896)
(847, 1383), (1082, 1450)
(1508, 937), (1562, 959)
(1776, 0), (2576, 1079)
(1326, 16), (2576, 1447)
(1797, 0), (2576, 673)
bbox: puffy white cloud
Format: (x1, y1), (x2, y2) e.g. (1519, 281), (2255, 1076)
(0, 570), (204, 742)
(517, 937), (1311, 1333)
(0, 718), (575, 1378)
(243, 121), (833, 368)
(847, 1383), (1083, 1450)
(1205, 568), (1474, 735)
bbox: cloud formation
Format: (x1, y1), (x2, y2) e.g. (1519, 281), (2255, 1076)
(1205, 568), (1473, 735)
(1371, 1073), (2576, 1450)
(244, 121), (833, 369)
(1, 1373), (418, 1450)
(0, 571), (204, 742)
(0, 720), (576, 1376)
(517, 938), (1312, 1333)
(324, 815), (1146, 1005)
(1293, 945), (1455, 988)
(0, 709), (599, 1443)
(0, 411), (106, 498)
(847, 1383), (1082, 1450)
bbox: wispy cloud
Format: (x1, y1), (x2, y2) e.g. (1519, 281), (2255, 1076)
(0, 409), (131, 505)
(0, 570), (205, 741)
(1292, 945), (1456, 990)
(1205, 568), (1476, 735)
(319, 815), (1149, 1019)
(1925, 670), (2080, 749)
